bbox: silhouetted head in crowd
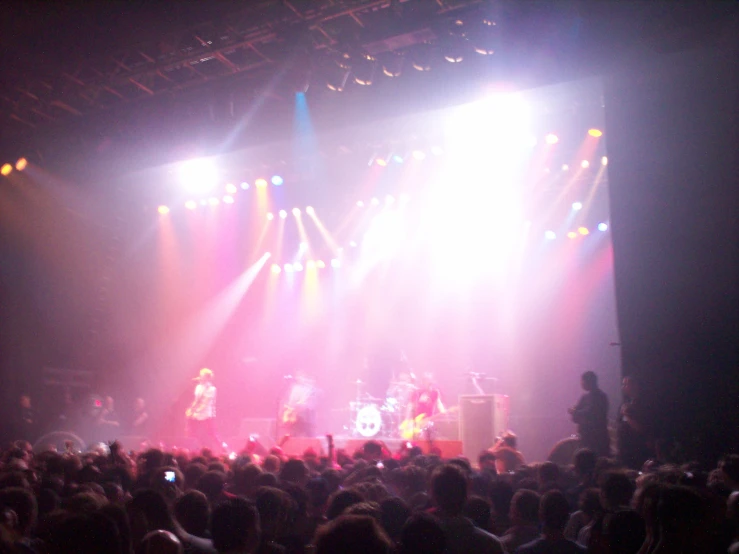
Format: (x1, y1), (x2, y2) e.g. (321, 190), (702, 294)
(174, 490), (210, 538)
(510, 489), (540, 525)
(183, 463), (207, 491)
(379, 496), (410, 542)
(0, 488), (37, 538)
(581, 371), (598, 392)
(363, 441), (383, 461)
(574, 448), (598, 478)
(539, 490), (571, 533)
(196, 470), (226, 504)
(313, 515), (392, 554)
(399, 513), (446, 554)
(346, 501), (382, 523)
(431, 464), (468, 516)
(255, 487), (292, 541)
(608, 509), (646, 554)
(128, 489), (184, 546)
(280, 459), (308, 487)
(211, 497), (260, 554)
(463, 495), (492, 531)
(137, 530), (183, 554)
(262, 455), (281, 474)
(600, 471), (635, 510)
(479, 451), (497, 473)
(538, 461), (560, 489)
(326, 489), (365, 520)
(720, 455), (739, 490)
(489, 478), (514, 519)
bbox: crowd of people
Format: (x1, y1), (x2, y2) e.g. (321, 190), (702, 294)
(0, 429), (738, 554)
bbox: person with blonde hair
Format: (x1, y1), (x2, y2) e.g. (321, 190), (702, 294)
(186, 368), (219, 451)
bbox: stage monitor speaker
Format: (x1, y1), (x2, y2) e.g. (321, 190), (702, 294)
(281, 437), (324, 458)
(239, 418), (276, 441)
(459, 394), (510, 461)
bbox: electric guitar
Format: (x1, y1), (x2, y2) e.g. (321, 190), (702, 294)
(280, 405), (298, 424)
(399, 406), (458, 440)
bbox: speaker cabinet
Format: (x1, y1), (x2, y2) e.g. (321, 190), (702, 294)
(459, 395), (510, 460)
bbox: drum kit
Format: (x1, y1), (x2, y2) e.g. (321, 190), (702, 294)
(350, 379), (414, 438)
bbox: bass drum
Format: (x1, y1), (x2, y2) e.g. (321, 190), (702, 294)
(355, 404), (382, 438)
(547, 436), (581, 466)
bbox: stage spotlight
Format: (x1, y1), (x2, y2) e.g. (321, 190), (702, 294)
(545, 133), (559, 145)
(157, 205), (170, 215)
(255, 178), (268, 188)
(180, 158), (217, 194)
(545, 230), (556, 240)
(240, 182), (250, 190)
(581, 160), (590, 168)
(370, 197), (380, 206)
(271, 175), (283, 186)
(284, 263), (294, 273)
(353, 54), (376, 86)
(185, 200), (197, 210)
(399, 193), (411, 204)
(349, 241), (358, 248)
(208, 197), (220, 206)
(411, 47), (432, 72)
(572, 201), (583, 211)
(225, 183), (237, 194)
(267, 212), (274, 220)
(279, 210), (287, 219)
(223, 195), (235, 204)
(356, 200), (365, 208)
(392, 154), (404, 163)
(1, 163), (12, 176)
(271, 264), (281, 274)
(601, 156), (608, 166)
(468, 17), (498, 55)
(562, 164), (569, 171)
(578, 227), (590, 235)
(200, 199), (209, 206)
(326, 64), (350, 92)
(588, 128), (603, 137)
(376, 158), (387, 167)
(567, 231), (577, 239)
(598, 222), (609, 231)
(15, 158), (28, 171)
(292, 208), (301, 216)
(307, 260), (316, 269)
(294, 262), (304, 272)
(443, 35), (466, 63)
(317, 260), (326, 269)
(306, 206), (315, 215)
(331, 258), (341, 268)
(412, 150), (426, 160)
(431, 146), (444, 156)
(382, 53), (403, 77)
(299, 242), (307, 250)
(385, 195), (395, 205)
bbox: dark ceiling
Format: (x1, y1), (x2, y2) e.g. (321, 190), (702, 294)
(0, 1), (735, 175)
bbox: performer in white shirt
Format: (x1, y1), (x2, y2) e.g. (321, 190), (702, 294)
(186, 368), (219, 450)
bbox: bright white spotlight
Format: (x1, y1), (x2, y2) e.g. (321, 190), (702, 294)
(240, 182), (250, 190)
(331, 259), (341, 268)
(581, 160), (590, 168)
(356, 200), (365, 208)
(412, 150), (426, 161)
(208, 197), (220, 206)
(180, 158), (218, 194)
(349, 241), (357, 248)
(223, 195), (235, 204)
(307, 260), (316, 269)
(157, 205), (170, 215)
(271, 175), (284, 186)
(572, 202), (583, 211)
(392, 154), (404, 163)
(299, 242), (307, 250)
(306, 206), (315, 215)
(598, 222), (609, 231)
(267, 212), (274, 220)
(185, 200), (197, 210)
(601, 156), (608, 166)
(562, 164), (569, 171)
(370, 197), (380, 206)
(292, 208), (301, 216)
(431, 146), (444, 156)
(293, 262), (304, 272)
(200, 199), (208, 206)
(316, 260), (326, 268)
(225, 183), (237, 194)
(284, 263), (294, 273)
(271, 264), (281, 274)
(385, 195), (395, 205)
(545, 230), (556, 240)
(279, 210), (287, 219)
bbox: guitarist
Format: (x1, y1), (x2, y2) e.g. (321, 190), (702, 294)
(186, 368), (219, 450)
(404, 373), (446, 438)
(280, 372), (318, 437)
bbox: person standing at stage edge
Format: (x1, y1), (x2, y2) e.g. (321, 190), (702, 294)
(186, 368), (219, 451)
(568, 371), (610, 457)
